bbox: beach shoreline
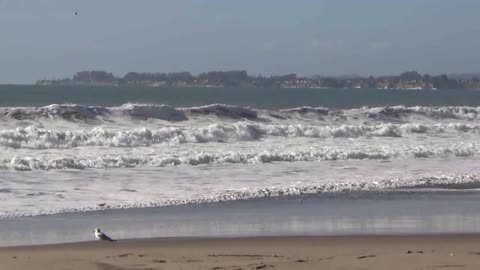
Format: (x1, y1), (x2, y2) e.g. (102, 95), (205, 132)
(2, 235), (480, 269)
(2, 190), (480, 247)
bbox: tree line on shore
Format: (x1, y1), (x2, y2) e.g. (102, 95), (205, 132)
(36, 70), (480, 90)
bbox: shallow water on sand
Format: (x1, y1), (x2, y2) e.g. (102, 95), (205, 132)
(2, 158), (480, 217)
(2, 190), (480, 246)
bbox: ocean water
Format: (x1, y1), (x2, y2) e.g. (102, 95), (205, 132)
(4, 191), (480, 246)
(2, 85), (480, 218)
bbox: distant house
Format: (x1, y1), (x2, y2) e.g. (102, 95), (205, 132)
(465, 78), (480, 90)
(395, 80), (424, 90)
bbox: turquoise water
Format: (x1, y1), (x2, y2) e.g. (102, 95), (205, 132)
(1, 85), (480, 108)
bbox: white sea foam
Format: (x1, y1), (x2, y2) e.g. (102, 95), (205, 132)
(1, 141), (479, 171)
(1, 103), (480, 218)
(0, 123), (479, 149)
(2, 172), (480, 218)
(113, 103), (188, 121)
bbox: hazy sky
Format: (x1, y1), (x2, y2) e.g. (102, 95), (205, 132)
(1, 0), (480, 83)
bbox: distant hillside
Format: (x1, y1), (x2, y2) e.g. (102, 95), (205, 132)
(448, 73), (480, 81)
(36, 70), (480, 90)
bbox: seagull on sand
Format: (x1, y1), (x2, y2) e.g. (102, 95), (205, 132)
(94, 228), (115, 242)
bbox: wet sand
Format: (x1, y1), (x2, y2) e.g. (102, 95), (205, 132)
(2, 235), (480, 270)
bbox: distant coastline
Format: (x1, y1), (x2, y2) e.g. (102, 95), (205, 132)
(36, 70), (480, 90)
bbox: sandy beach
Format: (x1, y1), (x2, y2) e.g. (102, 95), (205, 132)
(2, 190), (480, 270)
(2, 235), (480, 270)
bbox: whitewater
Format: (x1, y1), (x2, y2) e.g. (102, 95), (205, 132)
(2, 103), (480, 217)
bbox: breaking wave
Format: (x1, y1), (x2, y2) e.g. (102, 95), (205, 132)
(4, 174), (480, 218)
(1, 104), (480, 122)
(0, 103), (257, 122)
(366, 106), (480, 120)
(4, 101), (480, 220)
(3, 143), (479, 171)
(0, 122), (479, 149)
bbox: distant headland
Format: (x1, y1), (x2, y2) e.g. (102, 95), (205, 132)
(36, 70), (480, 90)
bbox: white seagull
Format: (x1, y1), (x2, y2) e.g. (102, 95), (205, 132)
(94, 228), (115, 242)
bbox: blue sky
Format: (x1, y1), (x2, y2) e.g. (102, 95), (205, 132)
(1, 0), (480, 83)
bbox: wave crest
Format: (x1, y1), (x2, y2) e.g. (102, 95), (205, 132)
(2, 143), (479, 171)
(1, 123), (479, 149)
(2, 104), (480, 123)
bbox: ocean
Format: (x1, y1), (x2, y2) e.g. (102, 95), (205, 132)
(3, 85), (480, 108)
(2, 85), (480, 245)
